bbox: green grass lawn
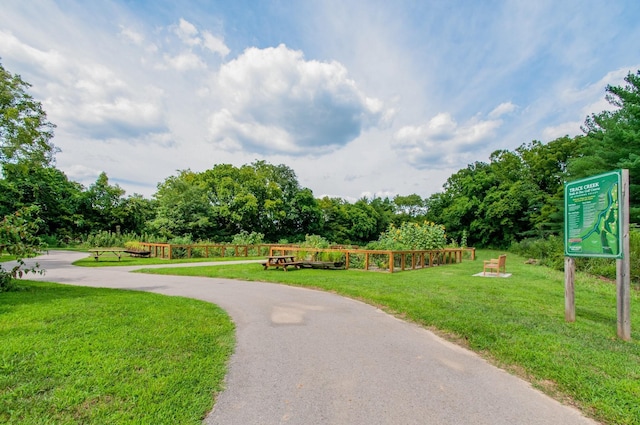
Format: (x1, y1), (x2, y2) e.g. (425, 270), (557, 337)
(139, 250), (640, 425)
(0, 253), (17, 262)
(0, 281), (234, 424)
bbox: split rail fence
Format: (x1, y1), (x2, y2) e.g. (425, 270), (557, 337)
(135, 242), (475, 273)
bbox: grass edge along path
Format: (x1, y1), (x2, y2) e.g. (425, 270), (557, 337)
(0, 281), (235, 424)
(139, 250), (640, 425)
(72, 253), (264, 267)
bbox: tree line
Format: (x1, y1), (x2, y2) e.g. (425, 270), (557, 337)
(1, 60), (639, 249)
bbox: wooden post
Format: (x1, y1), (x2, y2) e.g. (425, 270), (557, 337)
(617, 169), (631, 340)
(345, 252), (350, 270)
(364, 252), (369, 271)
(388, 252), (394, 273)
(565, 257), (575, 322)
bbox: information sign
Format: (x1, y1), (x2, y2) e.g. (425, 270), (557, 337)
(564, 170), (623, 258)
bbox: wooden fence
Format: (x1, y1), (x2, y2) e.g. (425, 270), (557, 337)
(268, 246), (470, 273)
(134, 242), (475, 272)
(138, 243), (287, 260)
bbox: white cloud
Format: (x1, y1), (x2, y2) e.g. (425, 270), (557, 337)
(202, 31), (230, 57)
(119, 26), (144, 45)
(170, 18), (229, 57)
(163, 51), (206, 71)
(488, 102), (517, 119)
(392, 112), (503, 169)
(537, 65), (640, 142)
(208, 44), (385, 155)
(541, 121), (582, 140)
(175, 18), (200, 45)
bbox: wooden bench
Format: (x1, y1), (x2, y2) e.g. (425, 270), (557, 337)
(262, 255), (302, 271)
(483, 254), (507, 276)
(124, 250), (151, 258)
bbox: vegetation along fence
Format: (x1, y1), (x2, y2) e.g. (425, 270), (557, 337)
(138, 243), (288, 260)
(269, 246), (470, 273)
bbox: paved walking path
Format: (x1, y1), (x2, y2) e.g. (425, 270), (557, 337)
(17, 251), (598, 425)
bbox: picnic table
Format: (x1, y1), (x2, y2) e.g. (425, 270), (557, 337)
(262, 255), (302, 271)
(90, 248), (151, 261)
(90, 248), (127, 261)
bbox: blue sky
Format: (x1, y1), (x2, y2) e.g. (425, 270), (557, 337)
(1, 0), (639, 199)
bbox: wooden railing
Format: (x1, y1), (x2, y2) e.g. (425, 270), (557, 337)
(138, 243), (283, 260)
(268, 246), (467, 273)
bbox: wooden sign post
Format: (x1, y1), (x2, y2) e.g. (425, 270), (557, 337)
(564, 169), (631, 340)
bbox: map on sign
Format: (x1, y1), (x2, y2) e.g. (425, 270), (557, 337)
(564, 170), (622, 258)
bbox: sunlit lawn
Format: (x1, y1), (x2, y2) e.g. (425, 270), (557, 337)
(139, 250), (640, 425)
(0, 281), (234, 424)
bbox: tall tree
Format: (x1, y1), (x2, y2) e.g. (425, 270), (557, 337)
(80, 172), (127, 233)
(0, 162), (84, 238)
(0, 62), (57, 166)
(570, 70), (640, 222)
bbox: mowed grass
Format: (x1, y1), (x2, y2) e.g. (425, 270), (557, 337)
(139, 250), (640, 425)
(0, 281), (234, 424)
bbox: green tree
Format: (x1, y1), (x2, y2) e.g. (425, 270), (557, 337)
(0, 62), (57, 166)
(0, 162), (84, 239)
(148, 170), (215, 240)
(80, 172), (127, 233)
(569, 70), (640, 222)
(393, 194), (427, 222)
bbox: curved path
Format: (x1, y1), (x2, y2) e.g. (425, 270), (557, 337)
(18, 251), (598, 425)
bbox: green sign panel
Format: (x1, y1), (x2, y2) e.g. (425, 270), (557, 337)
(564, 170), (623, 258)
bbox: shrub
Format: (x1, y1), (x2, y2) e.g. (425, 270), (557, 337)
(510, 227), (640, 285)
(372, 221), (447, 251)
(0, 207), (46, 292)
(231, 230), (265, 246)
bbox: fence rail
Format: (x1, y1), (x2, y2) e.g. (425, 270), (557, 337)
(269, 246), (469, 273)
(138, 243), (287, 260)
(134, 242), (474, 272)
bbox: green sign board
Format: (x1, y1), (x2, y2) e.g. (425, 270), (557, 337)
(564, 170), (623, 258)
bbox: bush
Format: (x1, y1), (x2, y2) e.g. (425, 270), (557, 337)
(510, 227), (640, 285)
(231, 230), (264, 246)
(0, 207), (46, 291)
(371, 221), (447, 251)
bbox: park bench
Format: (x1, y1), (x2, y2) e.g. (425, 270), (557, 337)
(124, 249), (151, 258)
(483, 254), (507, 276)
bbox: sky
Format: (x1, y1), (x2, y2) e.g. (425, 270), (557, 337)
(1, 0), (639, 200)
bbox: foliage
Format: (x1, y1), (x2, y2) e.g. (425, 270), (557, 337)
(299, 234), (332, 249)
(371, 221), (447, 251)
(82, 230), (158, 248)
(510, 226), (640, 285)
(570, 70), (640, 223)
(0, 61), (57, 166)
(0, 281), (234, 424)
(0, 162), (85, 239)
(148, 161), (321, 242)
(0, 206), (45, 291)
(231, 230), (265, 245)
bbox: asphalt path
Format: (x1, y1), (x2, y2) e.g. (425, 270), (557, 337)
(15, 251), (599, 425)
